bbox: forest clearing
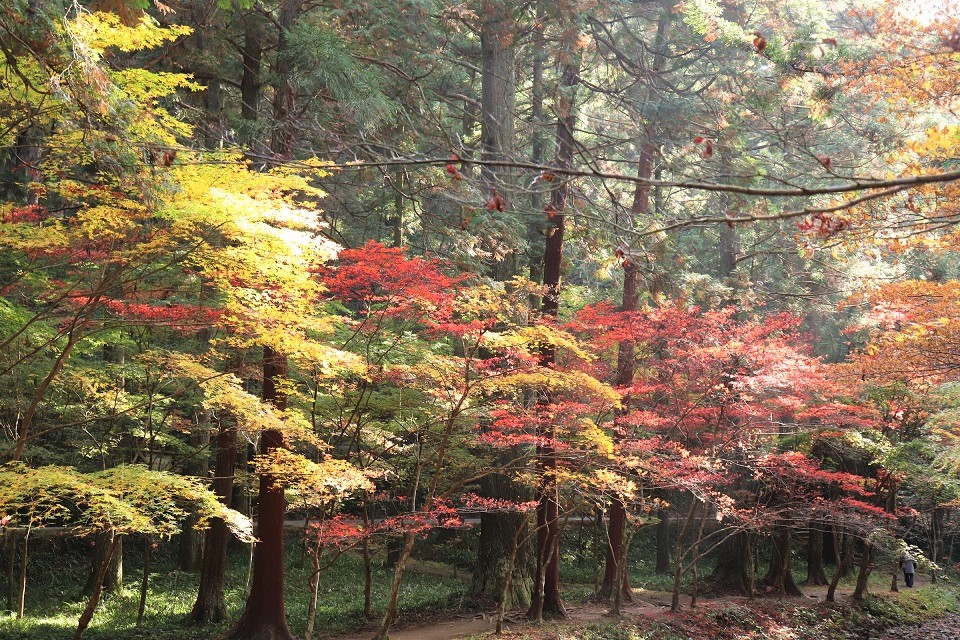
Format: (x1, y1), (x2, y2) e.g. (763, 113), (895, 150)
(4, 0), (960, 639)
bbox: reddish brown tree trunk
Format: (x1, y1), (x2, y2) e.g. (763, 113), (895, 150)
(222, 348), (292, 640)
(599, 3), (671, 598)
(528, 48), (579, 621)
(826, 528), (850, 602)
(598, 498), (632, 602)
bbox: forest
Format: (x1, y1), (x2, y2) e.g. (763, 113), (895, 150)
(3, 0), (960, 639)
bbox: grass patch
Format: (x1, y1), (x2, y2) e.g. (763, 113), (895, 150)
(0, 535), (466, 639)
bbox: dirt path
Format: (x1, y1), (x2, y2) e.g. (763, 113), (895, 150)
(330, 572), (939, 640)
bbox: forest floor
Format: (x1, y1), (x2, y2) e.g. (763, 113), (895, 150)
(335, 573), (960, 640)
(3, 536), (958, 640)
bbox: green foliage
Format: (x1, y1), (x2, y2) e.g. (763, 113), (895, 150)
(860, 584), (960, 628)
(0, 463), (252, 540)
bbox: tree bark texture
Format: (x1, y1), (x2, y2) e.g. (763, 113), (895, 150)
(189, 423), (237, 624)
(655, 508), (671, 573)
(82, 532), (122, 597)
(806, 524), (829, 585)
(529, 49), (580, 621)
(710, 528), (753, 596)
(762, 526), (802, 597)
(269, 0), (300, 159)
(852, 543), (875, 601)
(470, 505), (533, 608)
(221, 348), (292, 640)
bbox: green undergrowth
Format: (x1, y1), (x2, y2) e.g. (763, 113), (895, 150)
(0, 537), (467, 639)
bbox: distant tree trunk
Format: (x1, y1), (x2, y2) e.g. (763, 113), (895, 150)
(15, 528), (28, 619)
(826, 528), (850, 602)
(529, 33), (580, 623)
(822, 523), (838, 565)
(361, 501), (374, 618)
(189, 423), (237, 624)
(221, 348), (293, 640)
(270, 0), (301, 159)
(852, 543), (875, 601)
(136, 540), (151, 627)
(82, 532), (122, 596)
(671, 498), (699, 611)
(74, 531), (119, 640)
(5, 532), (15, 612)
(390, 166), (404, 248)
(598, 498), (632, 602)
(240, 23), (261, 122)
(711, 527), (753, 596)
(656, 508), (671, 573)
(179, 412), (211, 572)
(806, 524), (829, 585)
(762, 526), (802, 597)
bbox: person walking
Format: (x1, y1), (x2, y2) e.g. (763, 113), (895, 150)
(900, 552), (916, 588)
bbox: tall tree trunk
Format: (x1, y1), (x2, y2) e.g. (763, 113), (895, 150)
(806, 523), (829, 585)
(470, 477), (533, 608)
(826, 528), (850, 602)
(762, 526), (802, 597)
(711, 528), (754, 596)
(600, 4), (671, 599)
(179, 412), (211, 572)
(472, 3), (531, 604)
(240, 22), (261, 123)
(221, 348), (292, 640)
(270, 0), (300, 160)
(480, 0), (517, 278)
(82, 532), (122, 596)
(189, 423), (237, 624)
(655, 508), (671, 573)
(479, 0), (515, 189)
(528, 45), (580, 620)
(526, 1), (546, 302)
